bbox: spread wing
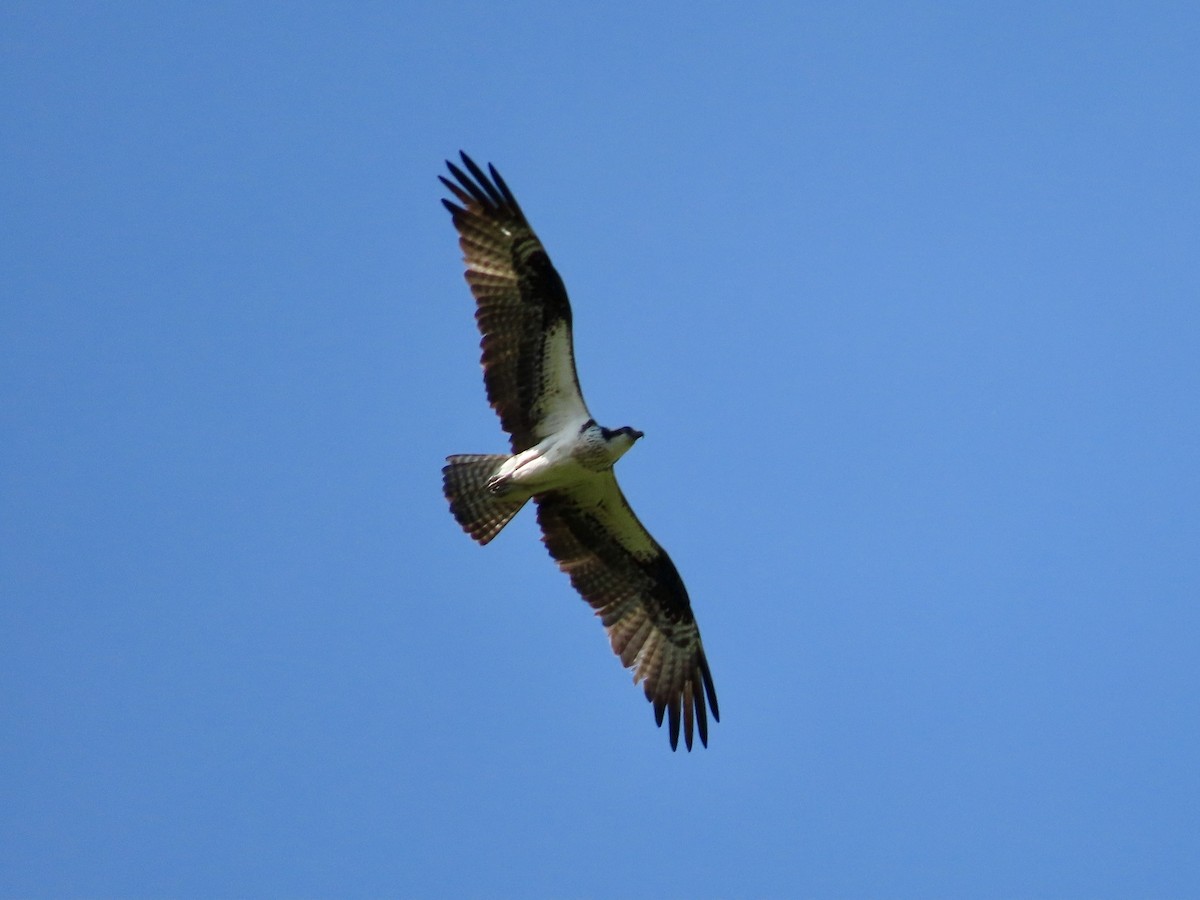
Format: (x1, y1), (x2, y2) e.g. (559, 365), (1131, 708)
(535, 474), (719, 751)
(441, 153), (590, 453)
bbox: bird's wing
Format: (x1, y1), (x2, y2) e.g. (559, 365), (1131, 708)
(535, 473), (719, 750)
(441, 153), (590, 452)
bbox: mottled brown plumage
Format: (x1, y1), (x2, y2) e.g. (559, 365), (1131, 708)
(440, 155), (584, 453)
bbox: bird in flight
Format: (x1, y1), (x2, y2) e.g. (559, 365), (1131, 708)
(439, 152), (719, 750)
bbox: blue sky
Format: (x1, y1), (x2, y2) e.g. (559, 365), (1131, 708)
(3, 2), (1198, 896)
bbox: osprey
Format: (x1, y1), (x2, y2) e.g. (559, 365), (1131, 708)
(439, 153), (719, 750)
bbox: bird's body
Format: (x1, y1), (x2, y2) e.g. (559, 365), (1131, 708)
(439, 153), (718, 750)
(489, 417), (641, 499)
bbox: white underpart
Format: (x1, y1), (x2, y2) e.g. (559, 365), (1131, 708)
(491, 416), (636, 501)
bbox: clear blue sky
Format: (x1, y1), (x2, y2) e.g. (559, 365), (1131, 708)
(3, 3), (1198, 897)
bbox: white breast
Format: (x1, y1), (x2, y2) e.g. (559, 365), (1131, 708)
(494, 418), (599, 495)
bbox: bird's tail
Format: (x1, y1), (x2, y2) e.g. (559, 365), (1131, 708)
(442, 454), (528, 545)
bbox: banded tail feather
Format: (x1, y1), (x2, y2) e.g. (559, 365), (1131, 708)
(442, 454), (528, 544)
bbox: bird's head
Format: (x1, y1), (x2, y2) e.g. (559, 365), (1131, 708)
(599, 424), (643, 461)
